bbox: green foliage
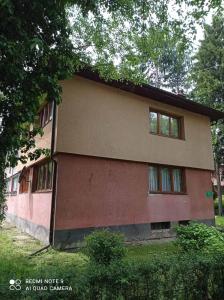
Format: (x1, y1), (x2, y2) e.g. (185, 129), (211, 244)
(81, 252), (224, 300)
(175, 222), (224, 253)
(0, 0), (77, 222)
(214, 198), (224, 215)
(1, 225), (224, 299)
(190, 13), (224, 110)
(216, 215), (224, 228)
(190, 12), (224, 166)
(84, 229), (126, 265)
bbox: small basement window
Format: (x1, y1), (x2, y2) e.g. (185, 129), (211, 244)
(151, 222), (171, 230)
(178, 220), (189, 226)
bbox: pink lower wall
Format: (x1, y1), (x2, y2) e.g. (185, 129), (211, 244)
(6, 168), (52, 230)
(55, 154), (214, 230)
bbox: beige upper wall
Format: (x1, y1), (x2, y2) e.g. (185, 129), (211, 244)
(56, 76), (214, 170)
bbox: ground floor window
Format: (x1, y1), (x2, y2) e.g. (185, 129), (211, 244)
(149, 165), (185, 194)
(33, 160), (53, 192)
(11, 174), (19, 195)
(5, 178), (11, 194)
(19, 168), (30, 193)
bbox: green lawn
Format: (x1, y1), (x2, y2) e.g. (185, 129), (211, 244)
(1, 217), (223, 280)
(0, 220), (223, 299)
(0, 223), (177, 281)
(216, 215), (224, 228)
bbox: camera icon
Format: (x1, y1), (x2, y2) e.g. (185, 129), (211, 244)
(9, 279), (22, 290)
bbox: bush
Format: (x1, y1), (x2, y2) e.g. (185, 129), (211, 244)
(84, 229), (126, 265)
(175, 222), (224, 253)
(80, 252), (224, 300)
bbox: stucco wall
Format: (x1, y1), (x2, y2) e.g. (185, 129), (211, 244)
(6, 168), (51, 243)
(57, 76), (214, 170)
(54, 154), (214, 231)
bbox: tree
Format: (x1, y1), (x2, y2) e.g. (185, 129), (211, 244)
(190, 12), (224, 215)
(0, 0), (223, 222)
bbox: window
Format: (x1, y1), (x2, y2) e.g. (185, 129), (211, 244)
(33, 160), (53, 192)
(151, 222), (170, 230)
(39, 102), (53, 128)
(19, 168), (30, 193)
(179, 220), (189, 226)
(149, 165), (185, 194)
(149, 110), (182, 139)
(11, 174), (19, 194)
(5, 178), (11, 194)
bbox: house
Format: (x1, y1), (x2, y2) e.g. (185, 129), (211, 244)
(5, 69), (224, 249)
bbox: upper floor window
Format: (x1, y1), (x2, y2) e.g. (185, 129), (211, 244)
(39, 102), (53, 128)
(33, 160), (53, 192)
(149, 165), (185, 194)
(149, 110), (183, 139)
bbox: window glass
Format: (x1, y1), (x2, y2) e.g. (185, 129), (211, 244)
(160, 115), (170, 136)
(49, 102), (53, 121)
(34, 161), (53, 191)
(6, 179), (11, 194)
(149, 165), (184, 194)
(37, 166), (43, 190)
(171, 117), (179, 138)
(149, 110), (182, 139)
(149, 166), (158, 191)
(11, 175), (19, 193)
(161, 168), (171, 192)
(173, 169), (182, 192)
(19, 169), (30, 193)
(39, 102), (53, 128)
(150, 112), (158, 134)
(43, 164), (47, 190)
(47, 162), (53, 189)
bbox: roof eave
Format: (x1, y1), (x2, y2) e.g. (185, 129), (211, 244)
(76, 69), (224, 122)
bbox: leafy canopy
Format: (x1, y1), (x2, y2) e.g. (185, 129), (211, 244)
(190, 12), (224, 165)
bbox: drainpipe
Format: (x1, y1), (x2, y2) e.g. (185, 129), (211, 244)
(49, 100), (58, 246)
(29, 100), (57, 256)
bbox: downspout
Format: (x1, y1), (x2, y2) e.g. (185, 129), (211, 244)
(49, 100), (58, 245)
(29, 100), (57, 256)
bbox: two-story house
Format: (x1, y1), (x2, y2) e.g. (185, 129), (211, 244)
(5, 69), (224, 249)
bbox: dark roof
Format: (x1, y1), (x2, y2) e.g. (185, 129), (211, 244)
(77, 69), (224, 122)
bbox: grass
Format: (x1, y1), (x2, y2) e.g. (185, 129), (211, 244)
(0, 220), (223, 299)
(0, 223), (177, 275)
(0, 223), (89, 298)
(216, 215), (224, 228)
(126, 241), (177, 262)
(0, 222), (178, 299)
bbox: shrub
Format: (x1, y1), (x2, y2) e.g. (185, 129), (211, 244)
(175, 222), (224, 253)
(81, 252), (224, 300)
(84, 229), (126, 265)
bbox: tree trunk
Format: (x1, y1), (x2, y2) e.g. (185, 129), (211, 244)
(216, 162), (223, 216)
